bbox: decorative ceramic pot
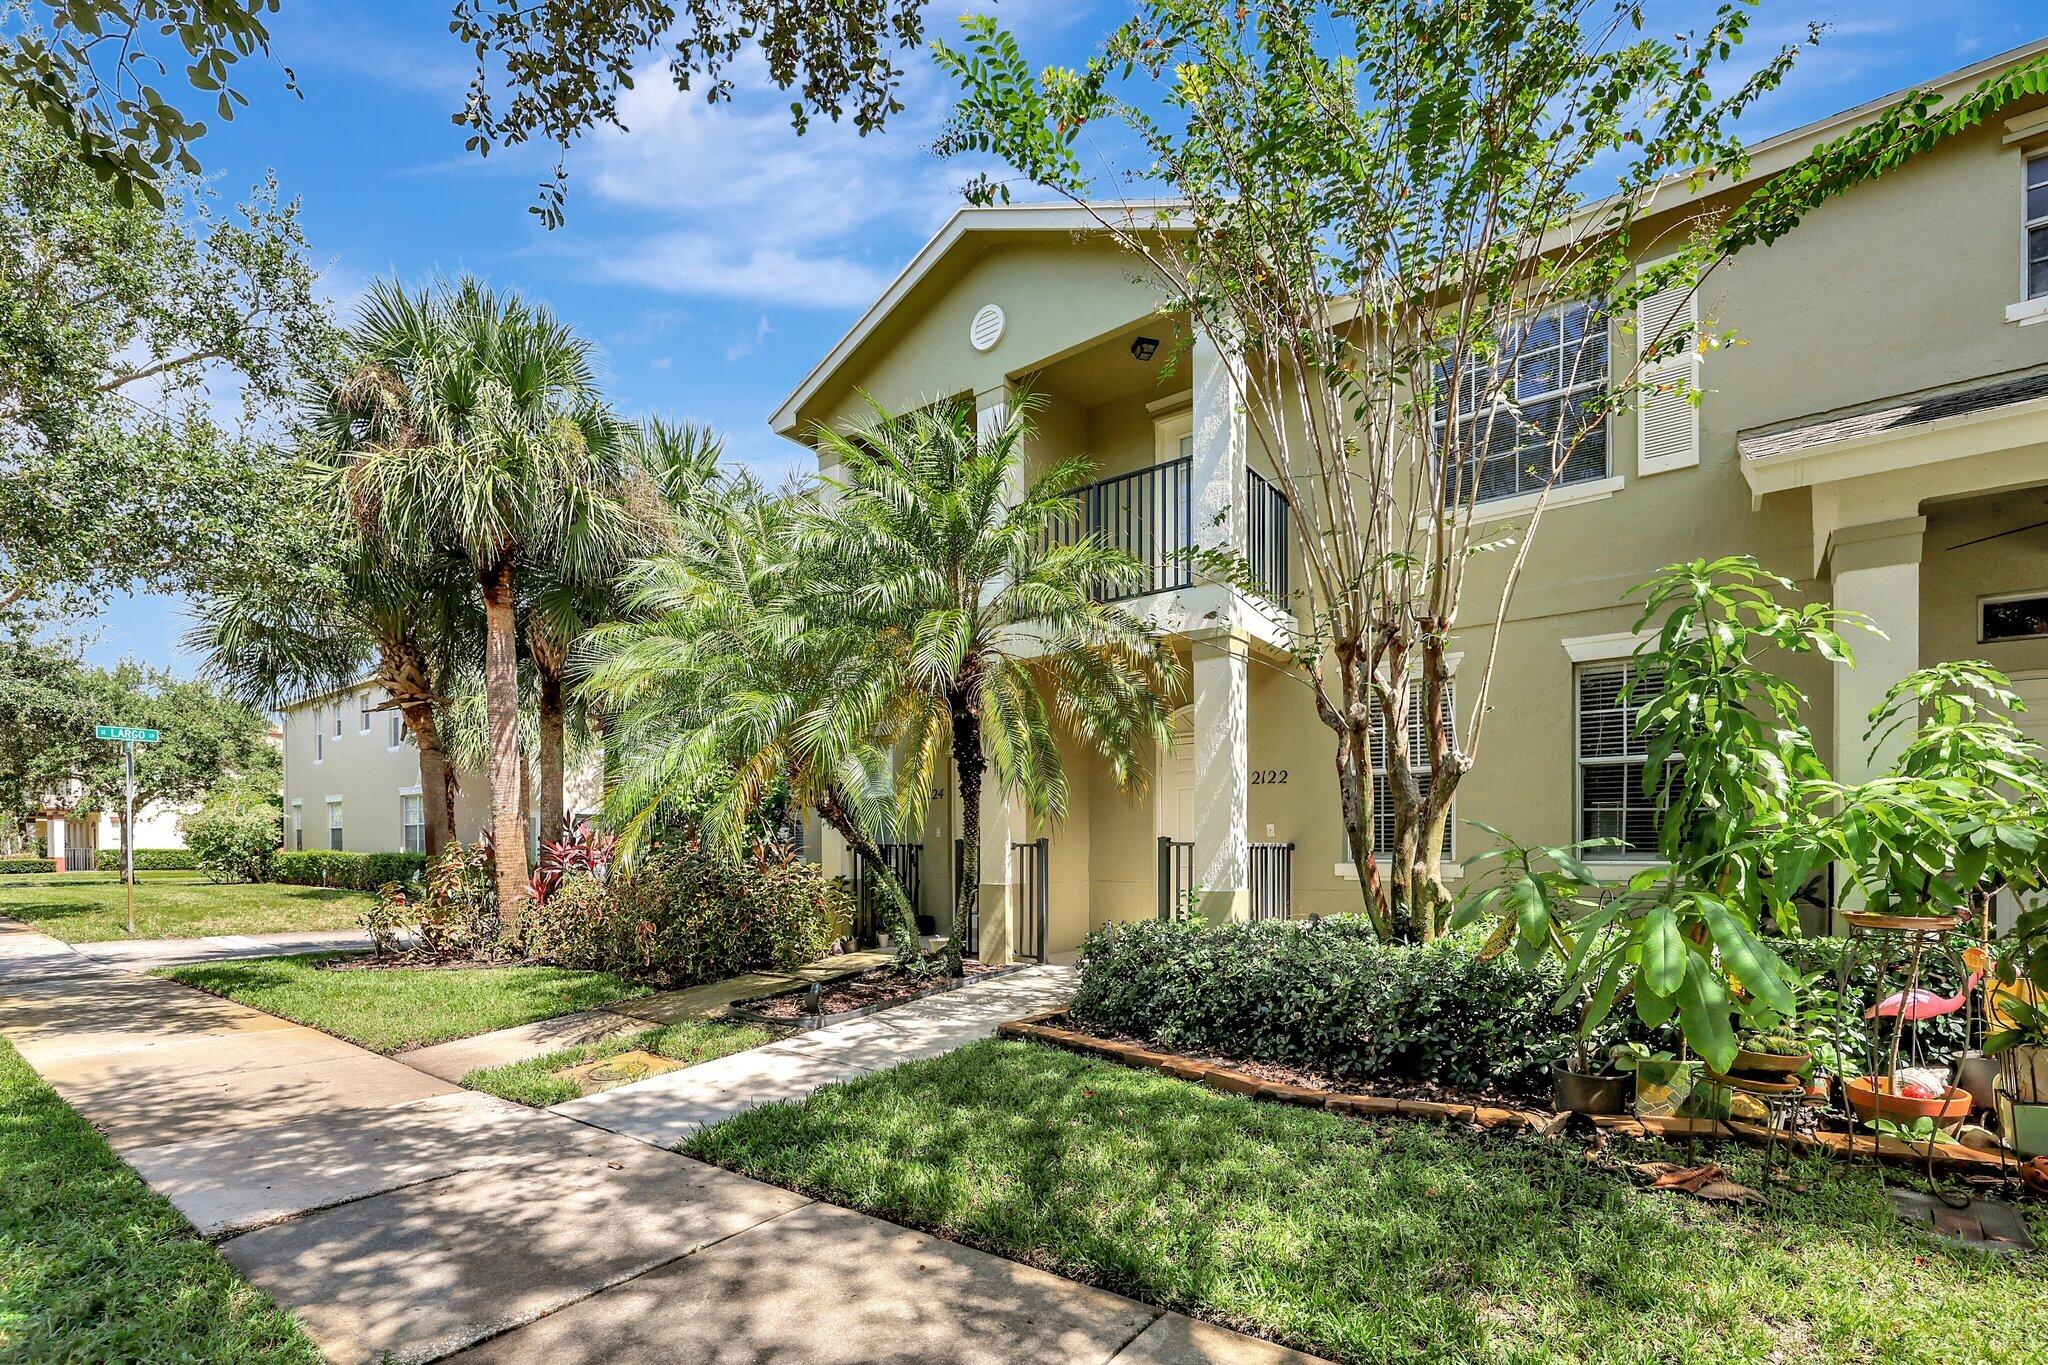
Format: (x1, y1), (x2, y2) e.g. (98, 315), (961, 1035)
(1995, 1084), (2048, 1159)
(1553, 1069), (1629, 1116)
(1955, 1051), (2002, 1113)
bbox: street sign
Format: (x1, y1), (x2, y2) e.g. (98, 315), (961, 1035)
(94, 724), (158, 934)
(94, 725), (160, 743)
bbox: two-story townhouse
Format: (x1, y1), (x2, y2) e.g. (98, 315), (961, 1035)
(776, 38), (2048, 964)
(278, 683), (476, 857)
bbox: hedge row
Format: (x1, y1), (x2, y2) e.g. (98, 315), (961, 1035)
(1070, 916), (1667, 1100)
(0, 858), (59, 876)
(92, 849), (199, 873)
(270, 850), (426, 891)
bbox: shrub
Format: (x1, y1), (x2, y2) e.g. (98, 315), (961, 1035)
(270, 849), (426, 891)
(522, 836), (840, 984)
(179, 805), (279, 882)
(0, 857), (58, 876)
(90, 848), (200, 872)
(358, 843), (502, 959)
(1069, 916), (1671, 1100)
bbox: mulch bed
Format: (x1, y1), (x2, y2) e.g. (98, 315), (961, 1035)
(318, 950), (509, 972)
(743, 961), (1005, 1020)
(1001, 1009), (2017, 1173)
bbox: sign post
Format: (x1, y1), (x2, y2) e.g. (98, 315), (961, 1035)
(93, 726), (160, 936)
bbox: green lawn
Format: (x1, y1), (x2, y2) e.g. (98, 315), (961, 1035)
(0, 1035), (320, 1361)
(462, 1017), (779, 1106)
(688, 1039), (2048, 1365)
(0, 871), (372, 944)
(158, 953), (650, 1053)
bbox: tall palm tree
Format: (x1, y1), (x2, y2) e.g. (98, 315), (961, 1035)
(187, 495), (473, 857)
(577, 472), (925, 956)
(809, 397), (1182, 973)
(312, 277), (632, 930)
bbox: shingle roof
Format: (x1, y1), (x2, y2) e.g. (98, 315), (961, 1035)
(1738, 367), (2048, 462)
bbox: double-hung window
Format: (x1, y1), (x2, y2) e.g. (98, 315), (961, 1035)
(389, 710), (405, 747)
(2028, 152), (2048, 301)
(1435, 300), (1609, 503)
(314, 710), (323, 762)
(399, 793), (426, 854)
(359, 691), (373, 733)
(291, 802), (304, 851)
(1576, 661), (1673, 857)
(1368, 681), (1456, 859)
(332, 705), (342, 739)
(326, 799), (344, 852)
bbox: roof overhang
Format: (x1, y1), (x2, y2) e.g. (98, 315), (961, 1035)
(769, 200), (1190, 436)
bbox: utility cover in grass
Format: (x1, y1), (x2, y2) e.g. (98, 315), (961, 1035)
(553, 1049), (683, 1094)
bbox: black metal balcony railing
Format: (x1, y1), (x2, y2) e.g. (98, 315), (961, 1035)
(1249, 841), (1296, 921)
(1244, 467), (1290, 604)
(1157, 837), (1196, 920)
(1011, 837), (1050, 962)
(1042, 457), (1193, 602)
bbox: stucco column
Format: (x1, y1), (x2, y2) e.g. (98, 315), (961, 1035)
(971, 384), (1027, 961)
(1828, 516), (1924, 927)
(1190, 333), (1244, 557)
(1192, 630), (1251, 921)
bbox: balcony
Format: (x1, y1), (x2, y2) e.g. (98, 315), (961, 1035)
(1040, 457), (1290, 607)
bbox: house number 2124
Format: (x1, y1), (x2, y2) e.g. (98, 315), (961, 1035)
(1251, 769), (1288, 785)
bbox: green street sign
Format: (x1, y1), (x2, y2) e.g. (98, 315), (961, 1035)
(94, 725), (160, 743)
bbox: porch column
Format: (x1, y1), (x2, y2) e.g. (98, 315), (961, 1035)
(1828, 516), (1924, 929)
(1192, 629), (1251, 921)
(45, 815), (64, 867)
(971, 384), (1027, 962)
(1190, 333), (1244, 558)
(1828, 517), (1925, 786)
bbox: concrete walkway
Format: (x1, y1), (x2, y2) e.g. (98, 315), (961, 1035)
(552, 965), (1077, 1147)
(0, 918), (1317, 1364)
(75, 928), (389, 972)
(398, 950), (896, 1082)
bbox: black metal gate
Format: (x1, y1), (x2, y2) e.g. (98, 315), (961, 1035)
(852, 843), (922, 945)
(1011, 837), (1049, 962)
(1157, 837), (1195, 920)
(1249, 842), (1295, 921)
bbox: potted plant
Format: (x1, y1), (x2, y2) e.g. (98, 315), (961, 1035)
(1452, 828), (1628, 1114)
(1612, 1042), (1698, 1119)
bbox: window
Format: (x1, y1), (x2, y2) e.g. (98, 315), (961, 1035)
(1435, 301), (1609, 503)
(1982, 591), (2048, 642)
(2028, 153), (2048, 300)
(291, 802), (304, 852)
(399, 793), (426, 854)
(389, 709), (405, 747)
(331, 705), (342, 739)
(326, 800), (344, 852)
(359, 691), (373, 733)
(314, 711), (323, 763)
(1368, 681), (1455, 859)
(1576, 661), (1674, 857)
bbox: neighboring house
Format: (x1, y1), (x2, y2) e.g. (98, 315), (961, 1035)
(18, 788), (191, 871)
(277, 681), (597, 856)
(776, 40), (2048, 963)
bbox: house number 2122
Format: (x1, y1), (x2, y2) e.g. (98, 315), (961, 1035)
(1251, 769), (1288, 785)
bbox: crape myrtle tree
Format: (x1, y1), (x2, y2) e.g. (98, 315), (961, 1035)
(936, 0), (2048, 941)
(4, 0), (928, 225)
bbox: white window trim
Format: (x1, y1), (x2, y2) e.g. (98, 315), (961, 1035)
(2013, 144), (2048, 317)
(1574, 659), (1676, 862)
(1434, 300), (1613, 508)
(1560, 628), (1657, 664)
(397, 785), (423, 797)
(1154, 409), (1194, 466)
(1466, 473), (1624, 527)
(1979, 587), (2048, 644)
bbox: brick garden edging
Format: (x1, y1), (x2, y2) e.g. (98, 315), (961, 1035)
(998, 1010), (2014, 1172)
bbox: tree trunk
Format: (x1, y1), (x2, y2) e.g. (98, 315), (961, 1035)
(816, 787), (920, 964)
(400, 700), (457, 858)
(536, 666), (566, 846)
(1318, 645), (1394, 940)
(947, 690), (984, 979)
(478, 558), (530, 938)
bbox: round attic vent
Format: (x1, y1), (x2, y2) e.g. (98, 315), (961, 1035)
(969, 304), (1006, 352)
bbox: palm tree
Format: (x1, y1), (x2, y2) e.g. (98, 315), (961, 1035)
(577, 471), (925, 956)
(313, 277), (632, 930)
(808, 397), (1182, 973)
(187, 496), (473, 857)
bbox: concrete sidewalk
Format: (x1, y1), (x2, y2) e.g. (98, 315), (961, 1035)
(552, 965), (1077, 1147)
(0, 919), (1318, 1364)
(76, 928), (390, 971)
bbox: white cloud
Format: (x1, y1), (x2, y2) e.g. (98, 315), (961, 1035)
(725, 315), (773, 362)
(650, 356), (673, 370)
(568, 52), (976, 308)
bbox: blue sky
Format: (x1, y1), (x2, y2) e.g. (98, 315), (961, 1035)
(82, 0), (2044, 673)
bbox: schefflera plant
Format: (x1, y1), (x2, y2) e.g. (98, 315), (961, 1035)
(1553, 557), (1864, 1073)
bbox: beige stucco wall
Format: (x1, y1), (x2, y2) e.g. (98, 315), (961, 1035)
(279, 685), (429, 854)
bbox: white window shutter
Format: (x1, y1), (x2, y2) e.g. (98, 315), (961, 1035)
(1636, 283), (1700, 476)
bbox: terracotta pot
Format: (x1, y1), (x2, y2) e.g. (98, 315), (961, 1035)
(1731, 1046), (1808, 1076)
(1553, 1068), (1629, 1116)
(1844, 1075), (1972, 1129)
(1842, 910), (1966, 934)
(1706, 1068), (1803, 1097)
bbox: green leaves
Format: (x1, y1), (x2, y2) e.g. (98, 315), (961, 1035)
(1637, 904), (1686, 997)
